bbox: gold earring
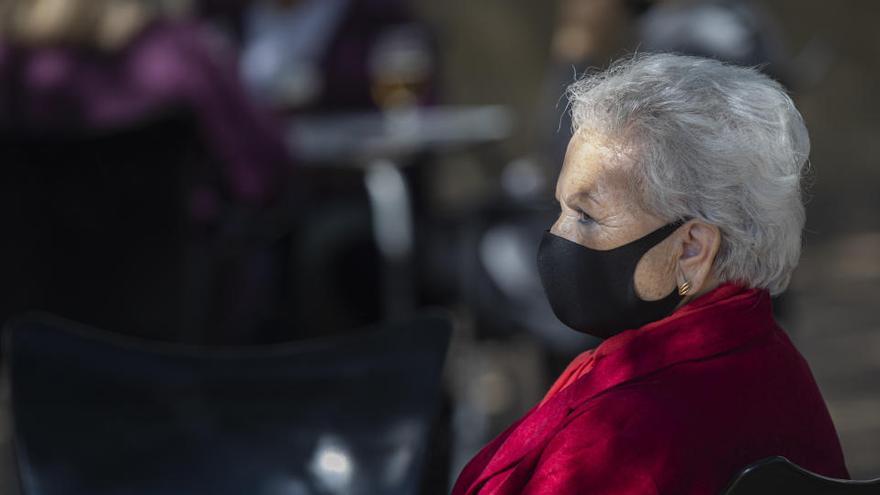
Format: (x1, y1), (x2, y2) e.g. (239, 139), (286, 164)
(678, 281), (691, 296)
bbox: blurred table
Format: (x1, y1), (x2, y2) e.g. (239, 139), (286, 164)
(286, 106), (514, 320)
(287, 105), (514, 165)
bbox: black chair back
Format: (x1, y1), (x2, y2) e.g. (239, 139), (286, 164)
(723, 456), (880, 495)
(3, 312), (450, 494)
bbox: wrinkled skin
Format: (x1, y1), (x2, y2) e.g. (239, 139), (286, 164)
(551, 131), (721, 306)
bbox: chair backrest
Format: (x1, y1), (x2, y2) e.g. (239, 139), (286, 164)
(4, 312), (451, 495)
(0, 115), (204, 341)
(722, 456), (880, 495)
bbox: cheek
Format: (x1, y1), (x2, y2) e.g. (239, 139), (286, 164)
(551, 215), (605, 250)
(552, 211), (646, 251)
(550, 213), (580, 242)
(632, 239), (677, 300)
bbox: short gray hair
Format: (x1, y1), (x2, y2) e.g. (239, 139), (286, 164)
(568, 53), (809, 295)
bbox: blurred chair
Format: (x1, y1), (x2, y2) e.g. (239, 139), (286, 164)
(722, 456), (880, 495)
(0, 113), (210, 342)
(2, 312), (451, 495)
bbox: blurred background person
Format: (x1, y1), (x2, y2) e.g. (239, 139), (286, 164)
(0, 0), (292, 342)
(0, 0), (440, 345)
(223, 0), (441, 343)
(238, 0), (436, 113)
(0, 0), (289, 204)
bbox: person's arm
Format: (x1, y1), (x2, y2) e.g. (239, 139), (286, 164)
(136, 21), (292, 205)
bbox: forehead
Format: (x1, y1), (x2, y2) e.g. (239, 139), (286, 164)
(556, 132), (634, 199)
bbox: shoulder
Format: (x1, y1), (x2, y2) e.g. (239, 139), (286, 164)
(127, 20), (237, 95)
(564, 331), (812, 441)
(530, 333), (831, 494)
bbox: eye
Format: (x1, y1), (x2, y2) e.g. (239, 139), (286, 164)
(577, 209), (594, 225)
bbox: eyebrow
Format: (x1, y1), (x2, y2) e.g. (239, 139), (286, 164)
(563, 190), (602, 208)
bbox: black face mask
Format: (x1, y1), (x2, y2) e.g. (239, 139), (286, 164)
(536, 221), (685, 339)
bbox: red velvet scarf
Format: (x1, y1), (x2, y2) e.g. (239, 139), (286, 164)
(540, 283), (750, 406)
(452, 283), (848, 495)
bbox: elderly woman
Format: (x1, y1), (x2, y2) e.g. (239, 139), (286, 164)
(453, 54), (847, 494)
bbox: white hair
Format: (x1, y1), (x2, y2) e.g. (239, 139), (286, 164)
(567, 53), (810, 295)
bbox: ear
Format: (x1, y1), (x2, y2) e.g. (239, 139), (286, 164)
(676, 220), (721, 296)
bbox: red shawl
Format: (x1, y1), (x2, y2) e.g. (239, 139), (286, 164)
(452, 284), (848, 494)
